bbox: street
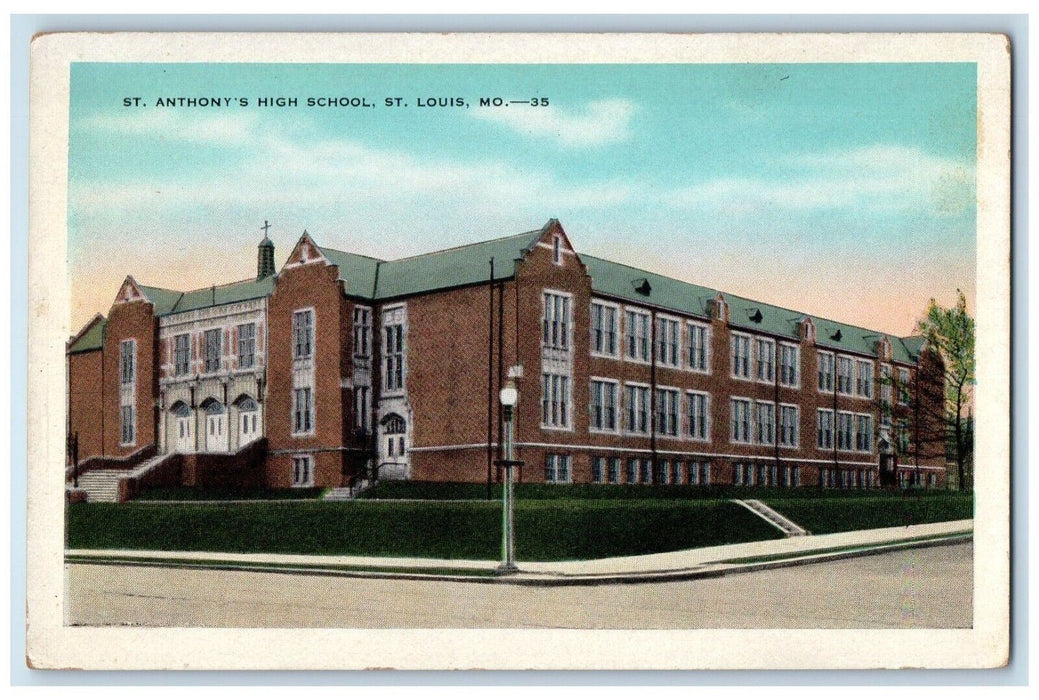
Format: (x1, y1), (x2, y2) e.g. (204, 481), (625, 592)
(65, 542), (972, 629)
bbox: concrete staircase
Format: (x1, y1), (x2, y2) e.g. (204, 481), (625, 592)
(733, 499), (810, 537)
(72, 470), (126, 503)
(322, 480), (372, 501)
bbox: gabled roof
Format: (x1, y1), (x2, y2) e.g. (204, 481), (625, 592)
(317, 223), (547, 301)
(67, 313), (106, 354)
(137, 285), (184, 316)
(166, 276), (275, 315)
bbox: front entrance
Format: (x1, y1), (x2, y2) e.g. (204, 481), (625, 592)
(378, 413), (408, 479)
(235, 395), (260, 447)
(171, 402), (193, 453)
(202, 399), (228, 452)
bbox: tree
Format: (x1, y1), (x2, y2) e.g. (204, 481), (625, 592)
(914, 291), (976, 490)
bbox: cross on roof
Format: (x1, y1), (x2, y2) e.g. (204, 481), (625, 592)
(260, 220), (271, 236)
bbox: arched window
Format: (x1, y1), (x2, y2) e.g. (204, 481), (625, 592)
(233, 394), (258, 412)
(170, 401), (191, 418)
(384, 414), (406, 434)
(201, 398), (225, 415)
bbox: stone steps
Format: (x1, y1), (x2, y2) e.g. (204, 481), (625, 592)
(71, 470), (127, 503)
(733, 498), (810, 537)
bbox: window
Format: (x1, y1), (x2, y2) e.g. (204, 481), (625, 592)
(817, 409), (834, 449)
(856, 414), (874, 452)
(237, 323), (256, 369)
(293, 387), (313, 434)
(607, 457), (620, 484)
(541, 373), (570, 428)
(625, 384), (650, 434)
(732, 333), (751, 379)
(837, 412), (854, 450)
(687, 322), (709, 372)
(353, 306), (372, 358)
(544, 454), (571, 483)
(653, 460), (668, 485)
(641, 459), (653, 484)
(655, 388), (680, 436)
(626, 458), (639, 484)
(687, 392), (709, 441)
(898, 367), (911, 405)
(589, 380), (618, 432)
(120, 405), (135, 445)
(856, 360), (873, 398)
(818, 352), (834, 392)
(174, 334), (190, 376)
(755, 338), (775, 382)
(291, 455), (313, 487)
(120, 339), (136, 384)
(734, 462), (745, 486)
(625, 310), (651, 361)
(880, 363), (893, 403)
(292, 310), (313, 360)
(203, 329), (221, 373)
(553, 235), (562, 265)
(656, 317), (680, 367)
(590, 302), (618, 356)
(542, 292), (571, 350)
(354, 385), (370, 432)
(730, 398), (752, 443)
(779, 405), (799, 447)
(592, 456), (606, 484)
(837, 356), (854, 394)
(384, 322), (404, 391)
(689, 461), (710, 486)
(756, 402), (775, 444)
(779, 344), (800, 387)
(896, 420), (911, 453)
(671, 461), (683, 485)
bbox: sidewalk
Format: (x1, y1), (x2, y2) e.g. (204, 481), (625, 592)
(66, 519), (972, 586)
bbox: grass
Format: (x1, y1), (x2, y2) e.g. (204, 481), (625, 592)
(708, 530), (973, 565)
(65, 499), (782, 561)
(135, 486), (326, 501)
(761, 492), (974, 534)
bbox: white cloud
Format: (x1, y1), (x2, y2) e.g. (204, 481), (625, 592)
(662, 145), (975, 218)
(470, 98), (636, 147)
(77, 109), (259, 145)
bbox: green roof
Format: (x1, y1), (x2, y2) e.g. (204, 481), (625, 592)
(67, 315), (106, 354)
(138, 285), (184, 316)
(319, 226), (544, 301)
(584, 255), (917, 363)
(166, 276), (275, 315)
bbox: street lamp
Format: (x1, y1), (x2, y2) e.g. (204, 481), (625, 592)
(495, 379), (522, 574)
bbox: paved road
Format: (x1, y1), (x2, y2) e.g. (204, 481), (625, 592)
(65, 542), (972, 629)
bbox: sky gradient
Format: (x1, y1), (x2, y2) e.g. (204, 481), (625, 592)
(67, 62), (977, 336)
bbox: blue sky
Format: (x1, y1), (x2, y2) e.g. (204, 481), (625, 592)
(67, 62), (977, 334)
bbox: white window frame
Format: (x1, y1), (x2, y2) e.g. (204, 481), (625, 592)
(292, 386), (314, 436)
(119, 339), (136, 385)
(624, 382), (651, 435)
(687, 321), (711, 373)
(897, 366), (912, 406)
(817, 409), (834, 449)
(353, 305), (372, 359)
(731, 332), (752, 380)
(542, 290), (572, 351)
(755, 401), (775, 444)
(237, 322), (256, 369)
(292, 309), (314, 361)
(589, 300), (620, 358)
(173, 334), (190, 376)
(624, 307), (652, 364)
(755, 337), (776, 384)
(541, 372), (572, 430)
(836, 411), (855, 451)
(544, 453), (571, 483)
(655, 315), (681, 368)
(686, 390), (710, 442)
(655, 386), (681, 437)
(856, 359), (874, 398)
(817, 351), (835, 393)
(855, 413), (874, 452)
(779, 342), (800, 388)
(836, 355), (855, 396)
(291, 454), (314, 487)
(779, 404), (800, 448)
(552, 235), (563, 266)
(353, 385), (371, 433)
(382, 307), (406, 393)
(588, 377), (619, 433)
(730, 397), (753, 444)
(119, 404), (135, 446)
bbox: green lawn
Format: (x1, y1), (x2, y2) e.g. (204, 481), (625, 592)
(65, 499), (781, 561)
(135, 486), (326, 501)
(761, 493), (974, 534)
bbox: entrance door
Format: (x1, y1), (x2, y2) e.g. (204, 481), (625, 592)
(202, 399), (228, 452)
(379, 413), (408, 479)
(170, 402), (193, 453)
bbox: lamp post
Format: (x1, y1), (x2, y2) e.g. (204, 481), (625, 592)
(495, 380), (522, 574)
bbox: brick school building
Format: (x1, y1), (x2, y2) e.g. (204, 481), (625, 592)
(66, 219), (946, 494)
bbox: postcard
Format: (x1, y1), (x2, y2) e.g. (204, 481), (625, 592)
(26, 31), (1010, 670)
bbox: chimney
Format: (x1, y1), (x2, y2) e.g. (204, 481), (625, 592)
(257, 221), (275, 280)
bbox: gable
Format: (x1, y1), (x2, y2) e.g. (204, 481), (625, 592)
(283, 232), (330, 269)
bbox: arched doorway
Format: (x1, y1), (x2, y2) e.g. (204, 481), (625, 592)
(379, 413), (408, 479)
(233, 394), (260, 447)
(170, 401), (193, 453)
(201, 398), (228, 452)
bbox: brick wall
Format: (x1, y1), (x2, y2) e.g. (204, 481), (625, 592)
(102, 299), (159, 458)
(67, 349), (103, 462)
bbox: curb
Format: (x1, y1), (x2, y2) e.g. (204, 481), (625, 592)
(65, 531), (972, 587)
